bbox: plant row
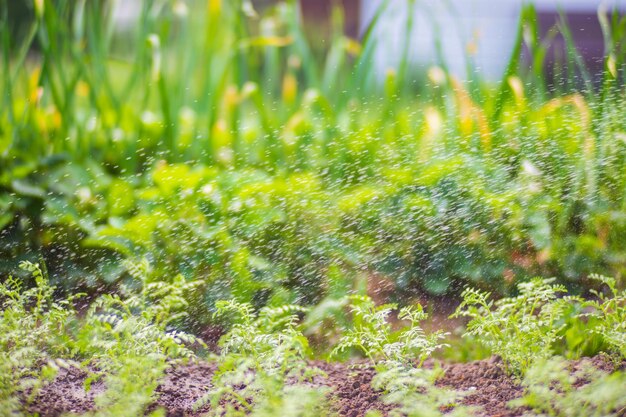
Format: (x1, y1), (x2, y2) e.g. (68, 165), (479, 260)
(1, 262), (624, 416)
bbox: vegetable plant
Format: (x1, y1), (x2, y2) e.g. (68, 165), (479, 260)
(587, 274), (626, 359)
(333, 295), (462, 417)
(0, 261), (81, 415)
(0, 260), (203, 417)
(511, 357), (626, 417)
(452, 278), (578, 375)
(332, 295), (448, 367)
(195, 300), (330, 416)
(370, 364), (472, 417)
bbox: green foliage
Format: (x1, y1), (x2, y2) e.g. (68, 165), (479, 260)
(196, 300), (330, 417)
(586, 274), (626, 359)
(78, 258), (202, 364)
(332, 295), (448, 367)
(83, 355), (168, 417)
(454, 275), (626, 375)
(3, 0), (626, 308)
(201, 368), (332, 417)
(0, 260), (203, 417)
(370, 365), (472, 417)
(0, 261), (81, 416)
(438, 333), (492, 363)
(76, 258), (203, 416)
(213, 300), (311, 375)
(453, 278), (578, 374)
(80, 166), (340, 310)
(2, 2), (626, 413)
(328, 295), (466, 417)
(555, 301), (607, 359)
(252, 383), (332, 417)
(511, 357), (626, 417)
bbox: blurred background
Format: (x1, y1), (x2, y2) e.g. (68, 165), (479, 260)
(361, 0), (626, 80)
(3, 0), (626, 317)
(7, 0), (626, 82)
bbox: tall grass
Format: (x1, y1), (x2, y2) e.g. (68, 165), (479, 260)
(3, 1), (623, 166)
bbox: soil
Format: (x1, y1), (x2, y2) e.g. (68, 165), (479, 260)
(314, 361), (393, 417)
(27, 355), (623, 417)
(436, 356), (526, 417)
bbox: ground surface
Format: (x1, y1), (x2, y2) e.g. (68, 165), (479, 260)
(28, 356), (622, 417)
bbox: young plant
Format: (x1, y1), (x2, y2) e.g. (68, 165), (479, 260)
(510, 356), (626, 417)
(0, 261), (81, 415)
(212, 300), (312, 376)
(452, 278), (577, 375)
(332, 295), (448, 367)
(253, 383), (332, 417)
(332, 296), (460, 417)
(556, 301), (607, 359)
(587, 274), (626, 359)
(78, 258), (204, 417)
(203, 367), (332, 417)
(80, 258), (203, 364)
(0, 259), (203, 417)
(196, 300), (329, 417)
(370, 364), (472, 417)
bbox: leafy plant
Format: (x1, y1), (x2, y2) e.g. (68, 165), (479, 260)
(332, 295), (448, 367)
(330, 296), (467, 417)
(212, 300), (312, 375)
(196, 300), (330, 416)
(83, 355), (169, 417)
(511, 356), (626, 417)
(1, 259), (204, 417)
(555, 300), (607, 359)
(5, 0), (626, 309)
(370, 364), (472, 417)
(0, 261), (81, 416)
(77, 258), (204, 416)
(202, 367), (332, 417)
(3, 1), (626, 413)
(452, 278), (579, 375)
(587, 274), (626, 359)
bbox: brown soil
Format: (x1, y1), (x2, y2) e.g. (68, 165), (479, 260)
(436, 356), (525, 417)
(27, 356), (622, 417)
(314, 361), (393, 417)
(28, 365), (104, 415)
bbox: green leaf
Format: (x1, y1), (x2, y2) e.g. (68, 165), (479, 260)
(11, 179), (46, 198)
(108, 180), (135, 217)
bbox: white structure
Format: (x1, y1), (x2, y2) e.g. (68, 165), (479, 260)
(360, 0), (626, 80)
(111, 0), (142, 29)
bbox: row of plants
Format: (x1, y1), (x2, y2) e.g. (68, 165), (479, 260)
(0, 260), (202, 417)
(2, 261), (624, 416)
(3, 0), (626, 309)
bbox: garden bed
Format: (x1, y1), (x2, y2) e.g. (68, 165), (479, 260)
(28, 355), (624, 417)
